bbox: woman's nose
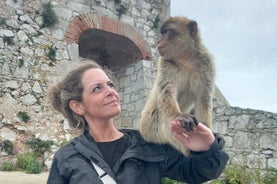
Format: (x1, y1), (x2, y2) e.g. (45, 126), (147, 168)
(106, 86), (115, 96)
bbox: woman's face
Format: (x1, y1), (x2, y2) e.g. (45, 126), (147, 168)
(80, 68), (121, 121)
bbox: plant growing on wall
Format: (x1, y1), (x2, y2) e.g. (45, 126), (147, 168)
(0, 161), (16, 171)
(0, 17), (6, 26)
(263, 168), (277, 184)
(16, 152), (42, 174)
(3, 36), (15, 46)
(0, 140), (14, 155)
(116, 4), (128, 17)
(17, 111), (30, 123)
(47, 45), (57, 65)
(152, 15), (160, 30)
(26, 138), (54, 156)
(26, 159), (42, 174)
(41, 2), (58, 28)
(18, 58), (24, 68)
(113, 0), (128, 18)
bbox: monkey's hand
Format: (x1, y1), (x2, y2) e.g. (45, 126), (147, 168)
(177, 114), (198, 131)
(170, 121), (215, 152)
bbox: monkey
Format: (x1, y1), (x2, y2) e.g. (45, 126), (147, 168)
(139, 16), (216, 156)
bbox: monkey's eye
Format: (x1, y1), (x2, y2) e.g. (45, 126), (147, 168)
(161, 29), (173, 36)
(161, 29), (169, 35)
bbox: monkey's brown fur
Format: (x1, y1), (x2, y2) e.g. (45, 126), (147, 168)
(139, 16), (215, 156)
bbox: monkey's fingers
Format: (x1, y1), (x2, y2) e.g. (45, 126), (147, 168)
(191, 116), (199, 125)
(177, 114), (198, 131)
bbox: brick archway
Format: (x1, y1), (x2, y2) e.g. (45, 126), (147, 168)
(64, 14), (152, 67)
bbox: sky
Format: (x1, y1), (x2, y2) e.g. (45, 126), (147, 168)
(170, 0), (277, 113)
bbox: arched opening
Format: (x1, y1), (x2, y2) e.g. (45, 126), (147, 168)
(78, 29), (143, 68)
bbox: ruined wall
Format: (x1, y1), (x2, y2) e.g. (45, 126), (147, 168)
(0, 0), (169, 168)
(0, 0), (276, 173)
(213, 106), (277, 171)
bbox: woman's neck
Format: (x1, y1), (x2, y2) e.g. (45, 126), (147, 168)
(87, 119), (123, 142)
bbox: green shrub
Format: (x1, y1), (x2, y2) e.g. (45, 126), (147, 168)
(211, 165), (277, 184)
(225, 166), (254, 184)
(210, 180), (223, 184)
(41, 2), (58, 28)
(17, 153), (36, 170)
(161, 177), (186, 184)
(26, 159), (42, 174)
(152, 15), (160, 30)
(113, 0), (127, 18)
(16, 153), (42, 174)
(1, 140), (14, 155)
(0, 17), (6, 26)
(3, 36), (14, 46)
(113, 0), (121, 5)
(60, 139), (69, 147)
(1, 161), (16, 171)
(263, 168), (277, 184)
(47, 45), (56, 62)
(26, 138), (54, 156)
(17, 111), (30, 123)
(18, 58), (24, 68)
(116, 4), (127, 17)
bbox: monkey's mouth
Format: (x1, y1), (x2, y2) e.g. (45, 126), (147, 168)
(157, 47), (165, 56)
(157, 45), (165, 50)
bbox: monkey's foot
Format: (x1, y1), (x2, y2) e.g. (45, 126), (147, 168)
(177, 114), (198, 131)
(214, 133), (226, 149)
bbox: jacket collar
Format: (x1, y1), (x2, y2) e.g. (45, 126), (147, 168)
(72, 129), (168, 172)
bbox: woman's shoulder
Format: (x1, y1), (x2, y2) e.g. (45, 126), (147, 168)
(120, 129), (148, 145)
(53, 141), (77, 158)
(121, 129), (141, 138)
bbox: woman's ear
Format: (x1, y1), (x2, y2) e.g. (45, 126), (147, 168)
(69, 100), (85, 115)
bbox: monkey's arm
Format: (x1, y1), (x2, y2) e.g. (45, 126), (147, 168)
(156, 60), (182, 119)
(158, 81), (182, 119)
(157, 70), (198, 132)
(194, 84), (214, 127)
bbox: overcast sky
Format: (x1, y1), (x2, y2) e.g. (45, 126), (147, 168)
(170, 0), (277, 113)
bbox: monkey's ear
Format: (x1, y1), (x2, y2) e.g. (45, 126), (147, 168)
(188, 21), (198, 38)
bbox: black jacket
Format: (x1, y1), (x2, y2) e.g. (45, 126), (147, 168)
(47, 129), (229, 184)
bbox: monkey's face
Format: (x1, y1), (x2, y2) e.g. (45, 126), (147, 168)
(157, 17), (199, 60)
(157, 28), (175, 57)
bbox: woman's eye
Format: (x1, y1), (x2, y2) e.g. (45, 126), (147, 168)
(92, 86), (101, 93)
(108, 82), (115, 88)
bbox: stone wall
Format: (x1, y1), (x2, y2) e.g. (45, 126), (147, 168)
(213, 106), (277, 171)
(0, 0), (170, 169)
(114, 59), (156, 129)
(0, 0), (276, 173)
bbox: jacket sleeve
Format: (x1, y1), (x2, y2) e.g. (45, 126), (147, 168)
(162, 135), (229, 184)
(47, 148), (69, 184)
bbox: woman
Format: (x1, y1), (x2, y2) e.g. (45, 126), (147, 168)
(47, 60), (229, 184)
